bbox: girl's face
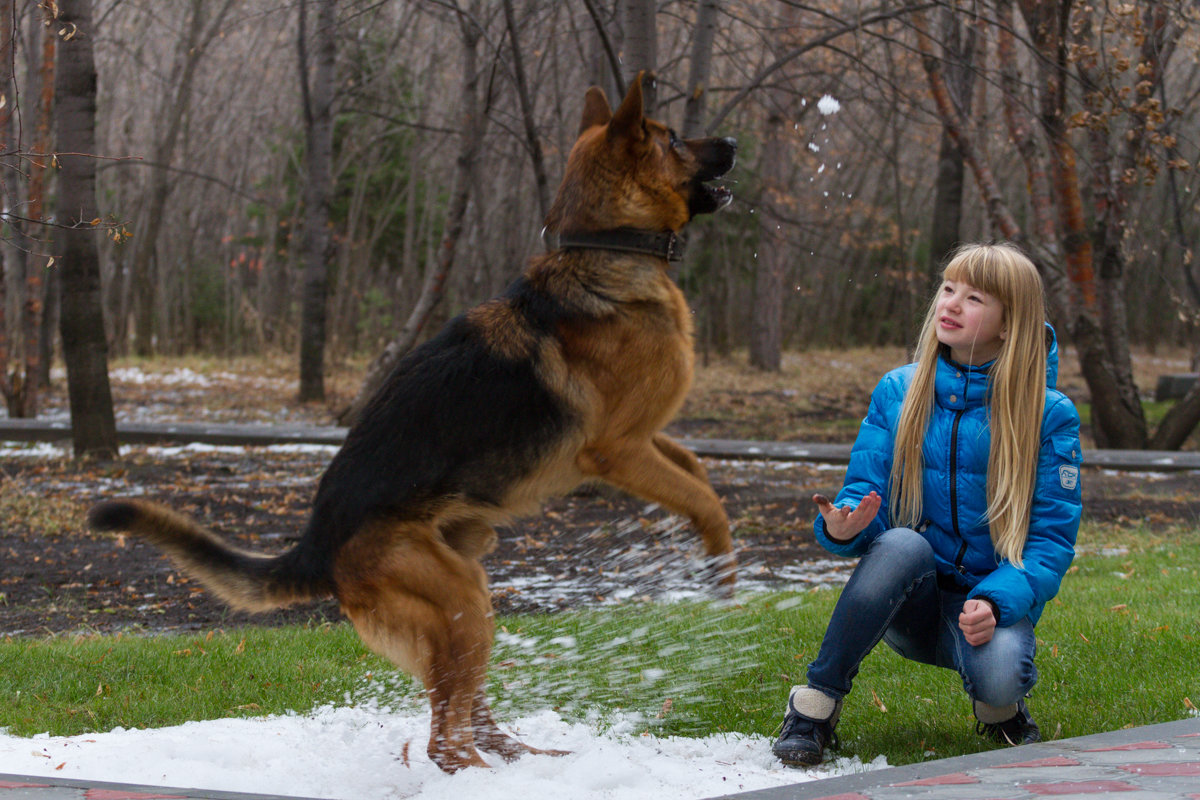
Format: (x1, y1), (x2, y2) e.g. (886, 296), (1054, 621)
(935, 279), (1006, 365)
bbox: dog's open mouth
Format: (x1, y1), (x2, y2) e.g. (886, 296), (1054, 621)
(690, 176), (734, 216)
(703, 181), (734, 210)
(689, 137), (737, 216)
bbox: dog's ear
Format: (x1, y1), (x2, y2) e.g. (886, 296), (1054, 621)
(608, 71), (647, 143)
(579, 87), (612, 136)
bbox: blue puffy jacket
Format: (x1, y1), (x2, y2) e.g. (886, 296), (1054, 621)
(815, 324), (1082, 627)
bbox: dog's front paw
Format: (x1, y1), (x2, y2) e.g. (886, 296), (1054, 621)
(699, 552), (737, 599)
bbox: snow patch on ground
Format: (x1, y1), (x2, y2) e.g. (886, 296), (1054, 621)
(0, 706), (888, 799)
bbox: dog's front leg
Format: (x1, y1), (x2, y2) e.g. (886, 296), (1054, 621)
(579, 439), (736, 595)
(652, 432), (712, 483)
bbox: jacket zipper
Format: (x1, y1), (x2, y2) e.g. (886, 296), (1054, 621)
(949, 409), (968, 575)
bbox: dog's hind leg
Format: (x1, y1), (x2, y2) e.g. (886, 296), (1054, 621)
(581, 439), (737, 594)
(440, 517), (499, 562)
(471, 690), (570, 761)
(335, 522), (494, 773)
(440, 519), (570, 762)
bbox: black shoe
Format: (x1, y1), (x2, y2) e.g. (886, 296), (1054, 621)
(772, 687), (841, 767)
(975, 699), (1040, 746)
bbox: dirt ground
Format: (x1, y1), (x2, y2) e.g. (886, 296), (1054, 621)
(2, 350), (1199, 637)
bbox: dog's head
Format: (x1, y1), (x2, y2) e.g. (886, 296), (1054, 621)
(544, 72), (736, 235)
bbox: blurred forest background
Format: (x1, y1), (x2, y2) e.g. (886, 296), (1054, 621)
(1, 0), (1199, 455)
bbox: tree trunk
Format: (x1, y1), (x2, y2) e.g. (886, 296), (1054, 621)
(39, 261), (60, 388)
(16, 20), (56, 417)
(580, 0), (623, 94)
(750, 109), (787, 371)
(337, 9), (487, 427)
(620, 0), (656, 112)
(750, 4), (806, 372)
(501, 0), (550, 220)
(1017, 0), (1146, 448)
(125, 0), (234, 357)
(1077, 1), (1186, 447)
(681, 0), (717, 138)
(928, 133), (964, 268)
(0, 0), (15, 415)
(0, 6), (54, 418)
(1149, 380), (1200, 450)
(926, 6), (976, 287)
(749, 194), (785, 370)
(55, 0), (118, 459)
(297, 0), (336, 403)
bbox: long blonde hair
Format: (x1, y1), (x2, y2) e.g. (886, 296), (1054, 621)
(889, 243), (1047, 566)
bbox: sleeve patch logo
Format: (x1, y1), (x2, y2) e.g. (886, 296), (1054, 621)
(1058, 464), (1079, 491)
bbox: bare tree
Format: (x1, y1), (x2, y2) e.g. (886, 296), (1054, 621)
(0, 0), (17, 416)
(338, 1), (490, 427)
(0, 2), (55, 418)
(926, 3), (978, 285)
(501, 0), (550, 219)
(18, 11), (55, 416)
(749, 4), (804, 372)
(117, 0), (236, 357)
(54, 0), (117, 458)
(18, 0), (1195, 418)
(297, 0), (336, 402)
(620, 0), (656, 111)
(913, 0), (1192, 448)
(681, 0), (719, 138)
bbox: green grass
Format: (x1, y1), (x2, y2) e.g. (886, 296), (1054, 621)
(0, 624), (377, 737)
(2, 526), (1197, 767)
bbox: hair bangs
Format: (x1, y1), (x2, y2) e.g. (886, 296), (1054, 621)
(942, 246), (1011, 305)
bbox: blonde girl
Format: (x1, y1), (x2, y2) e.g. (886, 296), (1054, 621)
(773, 242), (1083, 767)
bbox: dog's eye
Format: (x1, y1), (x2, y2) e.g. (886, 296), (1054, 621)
(668, 129), (683, 150)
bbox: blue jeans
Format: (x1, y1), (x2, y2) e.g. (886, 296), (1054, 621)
(807, 527), (1037, 707)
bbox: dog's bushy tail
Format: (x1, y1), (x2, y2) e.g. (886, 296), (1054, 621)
(89, 499), (334, 612)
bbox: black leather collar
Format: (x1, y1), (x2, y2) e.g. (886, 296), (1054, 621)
(542, 227), (686, 262)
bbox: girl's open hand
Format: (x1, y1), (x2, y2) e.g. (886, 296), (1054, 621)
(813, 491), (882, 542)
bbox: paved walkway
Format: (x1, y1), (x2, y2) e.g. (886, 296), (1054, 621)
(717, 717), (1200, 800)
(0, 775), (323, 800)
(2, 718), (1197, 799)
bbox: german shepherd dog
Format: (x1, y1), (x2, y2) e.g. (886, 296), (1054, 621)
(90, 73), (737, 773)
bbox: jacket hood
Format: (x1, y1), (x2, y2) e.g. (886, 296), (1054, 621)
(1044, 322), (1060, 390)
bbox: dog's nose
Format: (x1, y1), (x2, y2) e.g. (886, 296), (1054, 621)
(720, 137), (737, 151)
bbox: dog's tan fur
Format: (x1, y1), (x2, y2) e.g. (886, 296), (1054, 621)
(90, 73), (737, 773)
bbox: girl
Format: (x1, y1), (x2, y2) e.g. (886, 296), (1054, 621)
(773, 242), (1083, 767)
